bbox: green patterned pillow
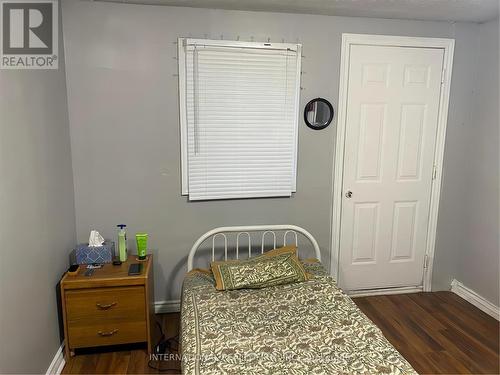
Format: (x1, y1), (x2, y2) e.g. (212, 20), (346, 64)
(211, 246), (309, 291)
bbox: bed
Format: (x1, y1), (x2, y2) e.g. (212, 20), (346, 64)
(181, 225), (417, 375)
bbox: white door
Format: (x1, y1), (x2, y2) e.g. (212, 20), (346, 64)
(339, 45), (444, 291)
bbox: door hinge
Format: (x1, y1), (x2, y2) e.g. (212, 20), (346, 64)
(432, 165), (438, 180)
(423, 254), (429, 269)
(441, 68), (446, 84)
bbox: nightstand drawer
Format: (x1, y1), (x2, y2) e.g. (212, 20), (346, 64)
(68, 321), (147, 348)
(65, 286), (145, 324)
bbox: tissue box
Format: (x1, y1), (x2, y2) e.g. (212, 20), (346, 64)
(75, 241), (115, 264)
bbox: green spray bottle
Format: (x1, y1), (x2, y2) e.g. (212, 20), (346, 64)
(117, 224), (128, 262)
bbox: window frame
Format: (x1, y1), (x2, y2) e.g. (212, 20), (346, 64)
(178, 38), (302, 197)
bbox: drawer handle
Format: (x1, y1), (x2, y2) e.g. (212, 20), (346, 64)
(97, 329), (118, 337)
(96, 302), (117, 310)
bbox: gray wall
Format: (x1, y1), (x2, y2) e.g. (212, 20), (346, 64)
(62, 0), (488, 302)
(431, 22), (481, 292)
(431, 20), (500, 305)
(0, 6), (76, 374)
(455, 19), (499, 305)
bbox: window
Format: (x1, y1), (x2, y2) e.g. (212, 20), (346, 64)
(178, 38), (302, 201)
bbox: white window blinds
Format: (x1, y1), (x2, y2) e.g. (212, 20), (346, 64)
(179, 39), (301, 201)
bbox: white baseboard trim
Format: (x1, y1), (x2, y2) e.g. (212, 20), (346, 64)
(348, 286), (423, 298)
(155, 300), (181, 313)
(46, 341), (65, 375)
(450, 279), (499, 320)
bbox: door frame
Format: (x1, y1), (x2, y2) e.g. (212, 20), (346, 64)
(330, 33), (455, 293)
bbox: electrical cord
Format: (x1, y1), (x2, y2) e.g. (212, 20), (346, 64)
(148, 321), (181, 373)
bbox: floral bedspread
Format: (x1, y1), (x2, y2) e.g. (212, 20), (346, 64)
(180, 261), (417, 375)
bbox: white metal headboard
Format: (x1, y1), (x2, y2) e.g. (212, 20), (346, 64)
(187, 225), (321, 271)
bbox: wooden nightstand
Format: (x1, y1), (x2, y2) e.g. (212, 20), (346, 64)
(60, 255), (159, 358)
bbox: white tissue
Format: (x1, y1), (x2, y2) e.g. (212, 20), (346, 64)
(89, 230), (105, 247)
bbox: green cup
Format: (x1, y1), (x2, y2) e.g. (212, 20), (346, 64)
(135, 233), (148, 260)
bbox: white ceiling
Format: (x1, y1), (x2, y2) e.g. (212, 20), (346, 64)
(101, 0), (499, 23)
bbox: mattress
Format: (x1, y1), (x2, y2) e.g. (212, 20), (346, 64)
(180, 260), (417, 375)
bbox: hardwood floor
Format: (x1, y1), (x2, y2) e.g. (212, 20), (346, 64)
(62, 292), (499, 374)
(353, 292), (499, 374)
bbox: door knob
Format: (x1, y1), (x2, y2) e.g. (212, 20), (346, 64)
(345, 190), (353, 198)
